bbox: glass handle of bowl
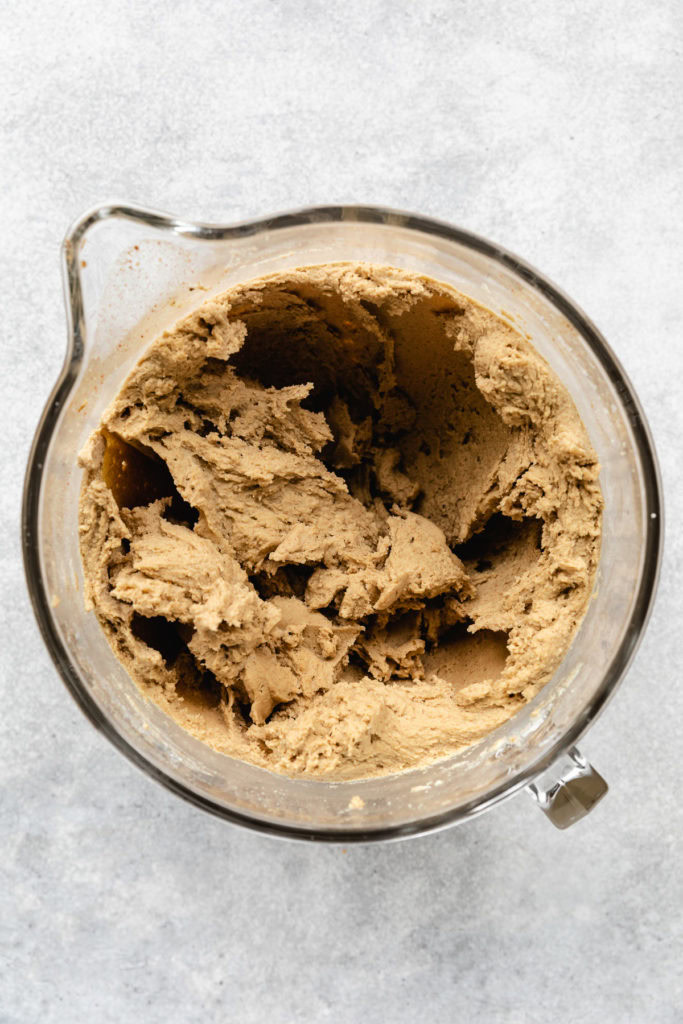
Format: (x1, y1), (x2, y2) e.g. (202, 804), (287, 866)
(527, 747), (608, 829)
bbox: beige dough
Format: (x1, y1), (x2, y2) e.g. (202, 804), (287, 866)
(78, 263), (602, 779)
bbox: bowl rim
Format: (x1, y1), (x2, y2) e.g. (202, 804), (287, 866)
(22, 202), (664, 842)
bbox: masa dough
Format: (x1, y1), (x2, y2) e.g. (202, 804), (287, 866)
(79, 263), (602, 779)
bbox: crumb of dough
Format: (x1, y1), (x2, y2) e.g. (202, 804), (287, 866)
(78, 263), (602, 779)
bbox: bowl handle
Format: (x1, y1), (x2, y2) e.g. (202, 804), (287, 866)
(526, 747), (608, 829)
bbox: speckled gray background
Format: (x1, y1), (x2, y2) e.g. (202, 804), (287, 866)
(2, 2), (682, 1021)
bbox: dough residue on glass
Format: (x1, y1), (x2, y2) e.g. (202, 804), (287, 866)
(78, 263), (602, 779)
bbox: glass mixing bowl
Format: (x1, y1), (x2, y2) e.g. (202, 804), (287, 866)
(22, 204), (662, 841)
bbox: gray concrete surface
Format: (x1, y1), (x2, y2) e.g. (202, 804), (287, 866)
(2, 2), (682, 1021)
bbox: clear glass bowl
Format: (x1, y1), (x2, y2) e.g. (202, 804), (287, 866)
(22, 204), (663, 841)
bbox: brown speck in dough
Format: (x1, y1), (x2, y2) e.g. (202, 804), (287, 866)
(78, 262), (602, 779)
